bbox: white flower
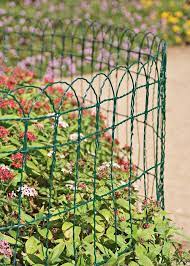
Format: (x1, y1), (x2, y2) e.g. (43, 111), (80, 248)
(112, 162), (121, 169)
(98, 161), (120, 172)
(59, 120), (69, 128)
(47, 151), (53, 157)
(65, 182), (75, 190)
(59, 154), (65, 159)
(18, 185), (38, 197)
(69, 133), (85, 141)
(58, 117), (69, 128)
(0, 165), (10, 171)
(61, 163), (73, 175)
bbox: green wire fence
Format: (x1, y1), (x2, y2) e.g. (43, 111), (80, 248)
(0, 19), (166, 265)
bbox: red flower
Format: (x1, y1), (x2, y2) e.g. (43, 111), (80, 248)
(44, 75), (54, 83)
(0, 99), (16, 110)
(47, 86), (55, 94)
(0, 75), (7, 85)
(0, 126), (9, 139)
(0, 166), (14, 181)
(143, 223), (150, 229)
(34, 101), (43, 109)
(117, 158), (130, 172)
(114, 138), (120, 145)
(20, 131), (36, 142)
(56, 85), (64, 94)
(54, 98), (61, 106)
(66, 92), (73, 98)
(11, 152), (29, 169)
(6, 76), (16, 90)
(115, 191), (121, 198)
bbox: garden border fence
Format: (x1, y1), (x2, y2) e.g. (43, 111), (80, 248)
(0, 19), (166, 265)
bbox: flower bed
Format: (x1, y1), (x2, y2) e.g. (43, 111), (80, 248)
(0, 62), (190, 265)
(0, 0), (190, 46)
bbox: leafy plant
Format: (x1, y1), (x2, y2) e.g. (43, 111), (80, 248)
(0, 64), (189, 265)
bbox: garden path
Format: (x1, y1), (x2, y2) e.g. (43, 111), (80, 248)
(165, 47), (190, 237)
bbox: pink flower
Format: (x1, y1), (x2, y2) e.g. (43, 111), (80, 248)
(78, 183), (86, 189)
(0, 240), (12, 258)
(19, 131), (36, 142)
(0, 126), (9, 139)
(0, 165), (14, 181)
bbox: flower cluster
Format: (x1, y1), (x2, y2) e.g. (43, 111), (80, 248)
(11, 152), (29, 169)
(0, 165), (14, 181)
(0, 240), (12, 258)
(18, 185), (38, 198)
(0, 63), (34, 90)
(19, 131), (36, 142)
(0, 126), (9, 139)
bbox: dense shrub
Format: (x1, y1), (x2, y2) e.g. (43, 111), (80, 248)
(0, 64), (190, 265)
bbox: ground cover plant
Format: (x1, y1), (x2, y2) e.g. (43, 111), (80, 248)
(0, 63), (190, 265)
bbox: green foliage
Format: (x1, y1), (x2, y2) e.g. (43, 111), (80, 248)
(0, 67), (189, 265)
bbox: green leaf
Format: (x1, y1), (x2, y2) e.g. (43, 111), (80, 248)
(21, 210), (33, 223)
(106, 226), (115, 241)
(93, 223), (105, 233)
(0, 232), (17, 244)
(27, 254), (44, 265)
(116, 198), (129, 210)
(99, 209), (112, 221)
(37, 227), (53, 240)
(135, 244), (146, 257)
(104, 255), (118, 266)
(162, 242), (174, 258)
(117, 254), (126, 265)
(64, 226), (81, 241)
(50, 242), (65, 263)
(138, 254), (153, 266)
(96, 242), (109, 254)
(25, 236), (41, 254)
(62, 222), (73, 232)
(65, 241), (74, 257)
(149, 244), (161, 259)
(27, 160), (40, 172)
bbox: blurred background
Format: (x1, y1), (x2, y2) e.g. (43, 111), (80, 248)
(0, 0), (190, 235)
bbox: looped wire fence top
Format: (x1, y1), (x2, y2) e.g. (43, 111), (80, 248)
(0, 18), (166, 265)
